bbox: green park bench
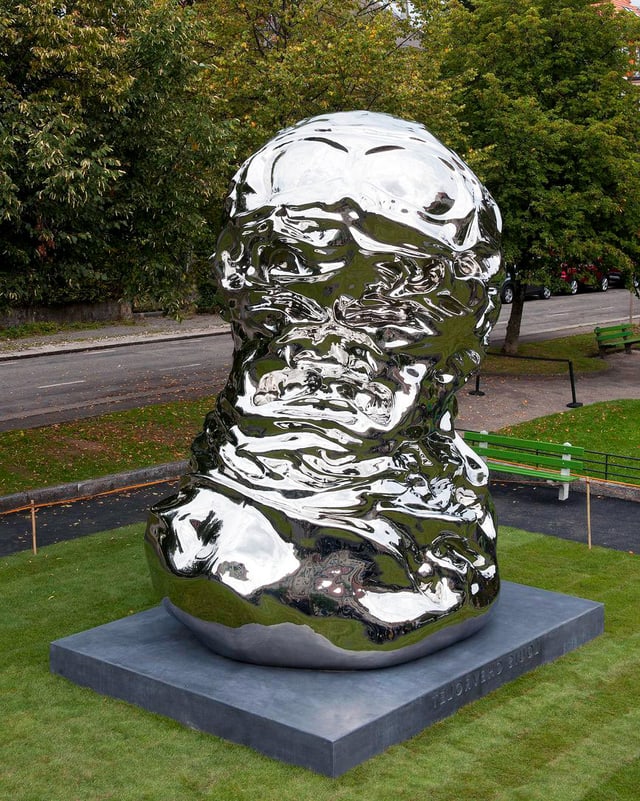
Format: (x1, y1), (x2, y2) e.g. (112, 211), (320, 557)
(594, 323), (640, 355)
(463, 431), (585, 501)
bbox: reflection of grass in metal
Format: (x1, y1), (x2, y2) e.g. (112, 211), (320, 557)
(484, 333), (619, 375)
(1, 523), (637, 799)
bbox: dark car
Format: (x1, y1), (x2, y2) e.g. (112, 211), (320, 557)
(499, 268), (552, 304)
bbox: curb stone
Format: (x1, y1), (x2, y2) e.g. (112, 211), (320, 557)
(0, 461), (187, 513)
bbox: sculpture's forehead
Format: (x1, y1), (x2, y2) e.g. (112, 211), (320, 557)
(229, 112), (500, 251)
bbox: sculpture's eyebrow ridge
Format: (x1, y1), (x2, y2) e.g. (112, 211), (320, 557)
(302, 136), (349, 152)
(365, 145), (405, 155)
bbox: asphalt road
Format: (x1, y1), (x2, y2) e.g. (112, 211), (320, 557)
(0, 287), (637, 431)
(490, 284), (639, 343)
(0, 335), (234, 431)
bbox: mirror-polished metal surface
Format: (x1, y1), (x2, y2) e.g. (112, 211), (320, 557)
(145, 111), (503, 668)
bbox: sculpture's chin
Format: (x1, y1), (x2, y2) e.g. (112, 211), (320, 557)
(144, 495), (500, 669)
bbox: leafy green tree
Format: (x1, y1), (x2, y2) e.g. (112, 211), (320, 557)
(193, 0), (462, 168)
(442, 0), (640, 352)
(0, 0), (234, 314)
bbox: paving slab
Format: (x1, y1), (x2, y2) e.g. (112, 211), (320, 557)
(50, 581), (604, 777)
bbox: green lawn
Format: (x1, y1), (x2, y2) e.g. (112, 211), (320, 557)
(0, 398), (217, 496)
(483, 332), (614, 375)
(499, 400), (640, 484)
(0, 319), (141, 345)
(1, 524), (638, 800)
(0, 330), (636, 497)
(3, 398), (640, 497)
(0, 320), (116, 340)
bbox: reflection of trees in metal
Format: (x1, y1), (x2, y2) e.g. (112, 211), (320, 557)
(145, 111), (503, 668)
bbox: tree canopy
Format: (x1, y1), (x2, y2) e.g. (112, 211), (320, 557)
(0, 0), (234, 313)
(1, 0), (462, 313)
(193, 0), (464, 170)
(441, 0), (640, 351)
(4, 0), (639, 327)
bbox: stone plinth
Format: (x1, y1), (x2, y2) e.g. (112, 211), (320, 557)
(50, 581), (604, 777)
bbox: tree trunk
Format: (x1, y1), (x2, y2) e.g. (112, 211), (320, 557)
(501, 282), (526, 355)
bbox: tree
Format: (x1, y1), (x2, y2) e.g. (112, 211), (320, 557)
(441, 0), (640, 352)
(193, 0), (463, 169)
(0, 0), (235, 314)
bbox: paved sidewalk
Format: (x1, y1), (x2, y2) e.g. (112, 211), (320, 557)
(457, 350), (640, 432)
(0, 311), (229, 361)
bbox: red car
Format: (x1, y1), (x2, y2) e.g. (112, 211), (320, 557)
(559, 261), (622, 293)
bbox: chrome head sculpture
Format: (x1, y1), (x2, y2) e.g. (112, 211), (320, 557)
(145, 111), (503, 668)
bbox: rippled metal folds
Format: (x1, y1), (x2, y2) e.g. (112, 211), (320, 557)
(145, 111), (503, 668)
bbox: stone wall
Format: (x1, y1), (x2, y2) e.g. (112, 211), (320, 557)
(0, 301), (133, 327)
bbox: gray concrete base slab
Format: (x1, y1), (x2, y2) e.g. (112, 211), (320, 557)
(50, 581), (604, 777)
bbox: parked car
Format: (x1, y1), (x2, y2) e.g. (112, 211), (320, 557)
(559, 260), (624, 293)
(607, 267), (629, 289)
(499, 268), (552, 304)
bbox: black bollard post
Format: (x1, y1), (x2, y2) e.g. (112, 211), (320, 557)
(468, 374), (485, 396)
(566, 360), (583, 408)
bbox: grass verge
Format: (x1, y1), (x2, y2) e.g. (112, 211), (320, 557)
(0, 398), (216, 495)
(3, 398), (640, 497)
(1, 524), (638, 800)
(499, 399), (640, 483)
(0, 332), (634, 496)
(0, 319), (134, 341)
(500, 399), (640, 456)
(483, 333), (617, 375)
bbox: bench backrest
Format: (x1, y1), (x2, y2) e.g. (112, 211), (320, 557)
(594, 323), (634, 342)
(463, 431), (584, 472)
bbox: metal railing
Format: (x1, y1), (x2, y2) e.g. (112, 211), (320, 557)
(472, 352), (582, 408)
(582, 449), (640, 485)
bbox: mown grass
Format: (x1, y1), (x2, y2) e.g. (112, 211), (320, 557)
(499, 400), (640, 483)
(500, 399), (640, 457)
(3, 397), (640, 497)
(0, 398), (216, 495)
(0, 319), (134, 341)
(1, 524), (638, 800)
(0, 332), (635, 496)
